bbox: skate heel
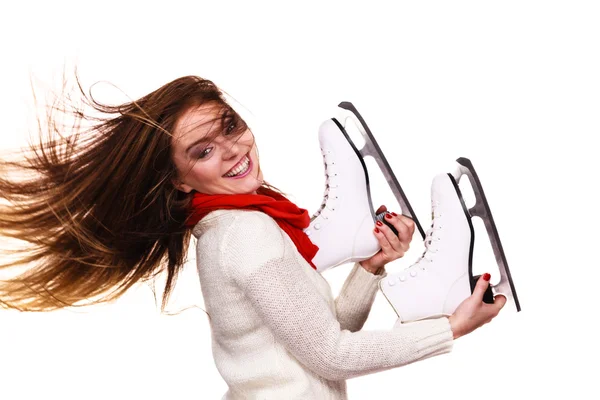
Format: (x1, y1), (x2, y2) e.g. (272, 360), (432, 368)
(452, 157), (521, 312)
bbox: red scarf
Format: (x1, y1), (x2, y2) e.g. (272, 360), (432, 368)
(185, 187), (319, 270)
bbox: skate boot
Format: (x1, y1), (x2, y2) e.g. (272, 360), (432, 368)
(304, 102), (425, 272)
(379, 159), (520, 323)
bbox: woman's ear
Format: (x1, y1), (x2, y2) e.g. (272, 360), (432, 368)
(171, 177), (194, 193)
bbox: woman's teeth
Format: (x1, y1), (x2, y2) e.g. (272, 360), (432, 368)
(224, 155), (250, 177)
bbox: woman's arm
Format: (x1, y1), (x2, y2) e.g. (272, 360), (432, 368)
(333, 262), (386, 332)
(220, 211), (453, 381)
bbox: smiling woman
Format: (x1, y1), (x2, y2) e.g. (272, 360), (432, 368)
(0, 72), (503, 400)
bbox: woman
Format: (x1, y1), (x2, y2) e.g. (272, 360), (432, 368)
(0, 75), (505, 399)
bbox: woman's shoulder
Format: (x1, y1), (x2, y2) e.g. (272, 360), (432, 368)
(193, 209), (281, 244)
(195, 210), (287, 276)
(192, 209), (279, 237)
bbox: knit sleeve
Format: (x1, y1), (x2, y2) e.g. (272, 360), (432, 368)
(220, 211), (453, 381)
(334, 262), (387, 332)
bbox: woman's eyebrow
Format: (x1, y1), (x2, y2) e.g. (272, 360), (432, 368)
(185, 137), (212, 154)
(182, 118), (221, 154)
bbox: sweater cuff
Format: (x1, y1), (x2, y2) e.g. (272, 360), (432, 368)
(396, 317), (454, 358)
(341, 262), (384, 299)
(355, 261), (387, 278)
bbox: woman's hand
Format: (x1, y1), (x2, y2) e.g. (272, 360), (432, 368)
(448, 273), (507, 339)
(359, 205), (416, 274)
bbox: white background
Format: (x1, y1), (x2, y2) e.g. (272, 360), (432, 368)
(0, 1), (598, 399)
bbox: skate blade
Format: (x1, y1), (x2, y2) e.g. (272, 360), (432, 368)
(335, 101), (425, 240)
(451, 157), (521, 313)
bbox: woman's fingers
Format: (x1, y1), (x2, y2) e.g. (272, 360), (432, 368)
(486, 294), (507, 315)
(381, 213), (412, 250)
(472, 273), (492, 301)
(371, 207), (417, 258)
(404, 215), (416, 236)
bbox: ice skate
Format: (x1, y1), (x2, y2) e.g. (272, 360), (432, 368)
(304, 102), (424, 272)
(378, 159), (520, 323)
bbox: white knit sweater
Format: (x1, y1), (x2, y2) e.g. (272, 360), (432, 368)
(192, 209), (454, 399)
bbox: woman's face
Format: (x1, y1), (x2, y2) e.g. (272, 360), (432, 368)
(171, 103), (263, 195)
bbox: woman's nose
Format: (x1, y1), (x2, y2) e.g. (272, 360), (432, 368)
(222, 140), (244, 160)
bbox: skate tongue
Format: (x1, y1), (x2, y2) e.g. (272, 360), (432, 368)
(408, 227), (438, 269)
(408, 202), (441, 268)
(312, 147), (339, 220)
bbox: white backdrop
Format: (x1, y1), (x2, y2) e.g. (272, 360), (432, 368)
(0, 1), (598, 399)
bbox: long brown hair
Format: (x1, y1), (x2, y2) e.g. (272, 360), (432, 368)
(0, 73), (282, 314)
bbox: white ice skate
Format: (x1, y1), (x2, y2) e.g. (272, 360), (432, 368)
(304, 102), (425, 272)
(379, 159), (520, 323)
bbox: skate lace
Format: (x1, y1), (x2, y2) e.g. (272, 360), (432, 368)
(407, 200), (442, 272)
(311, 148), (339, 221)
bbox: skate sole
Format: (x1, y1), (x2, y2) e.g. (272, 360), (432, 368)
(336, 101), (426, 240)
(452, 157), (521, 312)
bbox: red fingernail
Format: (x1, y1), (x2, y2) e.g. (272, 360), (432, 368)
(374, 227), (380, 233)
(391, 212), (398, 216)
(376, 221), (383, 226)
(385, 213), (392, 219)
(483, 273), (491, 281)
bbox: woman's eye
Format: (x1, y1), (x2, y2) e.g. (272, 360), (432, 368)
(197, 147), (212, 159)
(225, 122), (236, 135)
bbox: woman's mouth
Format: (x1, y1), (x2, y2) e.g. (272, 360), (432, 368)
(223, 154), (252, 178)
